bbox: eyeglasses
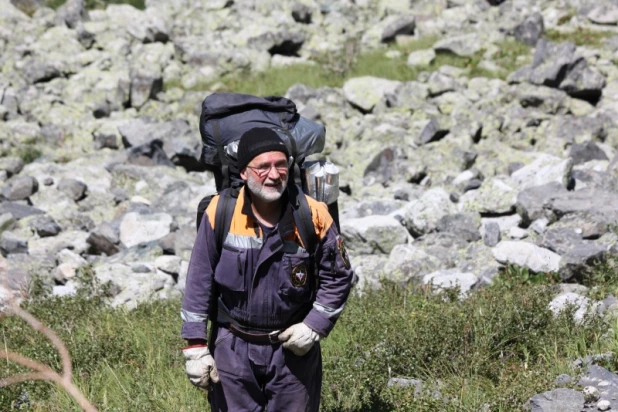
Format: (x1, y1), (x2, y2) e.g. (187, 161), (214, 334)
(246, 162), (289, 177)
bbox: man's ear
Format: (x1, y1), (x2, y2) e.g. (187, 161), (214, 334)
(240, 167), (247, 180)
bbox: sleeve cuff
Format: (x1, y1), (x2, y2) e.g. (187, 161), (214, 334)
(303, 309), (334, 338)
(181, 322), (208, 341)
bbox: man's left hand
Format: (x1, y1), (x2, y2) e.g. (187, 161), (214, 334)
(278, 323), (321, 356)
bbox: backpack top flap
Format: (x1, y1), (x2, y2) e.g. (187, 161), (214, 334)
(200, 93), (299, 147)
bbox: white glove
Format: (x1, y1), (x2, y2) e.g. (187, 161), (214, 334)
(183, 345), (220, 389)
(278, 323), (321, 356)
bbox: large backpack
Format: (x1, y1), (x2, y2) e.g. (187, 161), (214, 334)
(196, 92), (327, 255)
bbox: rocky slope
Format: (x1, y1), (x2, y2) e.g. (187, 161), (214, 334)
(4, 0), (618, 407)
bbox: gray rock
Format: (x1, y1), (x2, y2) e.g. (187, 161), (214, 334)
(511, 155), (572, 190)
(127, 139), (175, 168)
(341, 215), (409, 255)
(119, 212), (174, 248)
(418, 118), (450, 145)
(0, 157), (24, 177)
(56, 0), (88, 29)
(559, 58), (605, 102)
(130, 68), (162, 109)
(383, 244), (440, 283)
(415, 232), (469, 267)
(537, 228), (582, 255)
(483, 222), (501, 247)
(423, 268), (479, 298)
(87, 222), (121, 256)
(554, 374), (573, 385)
(436, 213), (481, 242)
(548, 293), (599, 323)
(1, 231), (28, 255)
(514, 13), (544, 46)
(31, 215), (62, 238)
(342, 76), (402, 113)
(433, 33), (482, 57)
(0, 213), (16, 234)
(588, 5), (618, 25)
(2, 176), (38, 201)
(569, 142), (608, 165)
(291, 3), (311, 24)
(57, 178), (87, 201)
(402, 188), (457, 236)
(381, 15), (415, 43)
(492, 241), (561, 273)
(0, 202), (44, 220)
(527, 388), (584, 412)
(426, 71), (457, 97)
(516, 182), (566, 225)
(386, 378), (422, 395)
(407, 49), (436, 67)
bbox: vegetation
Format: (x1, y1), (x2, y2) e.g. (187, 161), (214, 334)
(3, 262), (618, 411)
(544, 27), (616, 47)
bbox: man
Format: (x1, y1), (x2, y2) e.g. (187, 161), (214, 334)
(181, 127), (354, 411)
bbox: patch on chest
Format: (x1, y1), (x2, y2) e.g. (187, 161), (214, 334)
(291, 263), (308, 287)
(336, 235), (351, 269)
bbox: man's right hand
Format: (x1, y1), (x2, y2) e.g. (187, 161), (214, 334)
(182, 345), (220, 389)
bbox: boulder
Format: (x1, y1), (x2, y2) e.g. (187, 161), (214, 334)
(341, 215), (409, 255)
(119, 212), (175, 248)
(492, 241), (561, 273)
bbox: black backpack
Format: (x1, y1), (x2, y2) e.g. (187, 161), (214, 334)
(196, 92), (327, 255)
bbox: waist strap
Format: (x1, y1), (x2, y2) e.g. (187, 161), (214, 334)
(228, 324), (281, 344)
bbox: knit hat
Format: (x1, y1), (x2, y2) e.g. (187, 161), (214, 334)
(236, 127), (290, 171)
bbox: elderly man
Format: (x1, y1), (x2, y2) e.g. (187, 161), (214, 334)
(181, 127), (354, 411)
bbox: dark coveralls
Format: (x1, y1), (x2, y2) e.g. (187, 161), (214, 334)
(181, 186), (355, 411)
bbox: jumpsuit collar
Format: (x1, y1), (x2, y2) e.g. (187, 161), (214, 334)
(240, 185), (295, 242)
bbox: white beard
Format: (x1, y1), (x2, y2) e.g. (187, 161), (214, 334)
(246, 172), (287, 203)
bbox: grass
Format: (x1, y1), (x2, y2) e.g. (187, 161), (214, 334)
(168, 37), (532, 96)
(2, 262), (618, 411)
(544, 27), (616, 47)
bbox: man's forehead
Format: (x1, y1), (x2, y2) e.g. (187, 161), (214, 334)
(249, 151), (287, 165)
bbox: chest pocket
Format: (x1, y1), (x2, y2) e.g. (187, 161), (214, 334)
(214, 244), (247, 292)
(280, 241), (314, 301)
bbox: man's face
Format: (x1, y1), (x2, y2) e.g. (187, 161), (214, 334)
(240, 151), (289, 203)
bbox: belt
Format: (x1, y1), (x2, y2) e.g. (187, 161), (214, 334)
(228, 324), (281, 344)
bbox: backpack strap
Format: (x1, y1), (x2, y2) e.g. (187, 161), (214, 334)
(214, 187), (240, 254)
(289, 184), (318, 256)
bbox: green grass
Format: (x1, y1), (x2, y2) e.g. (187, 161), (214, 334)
(170, 37), (532, 96)
(544, 27), (616, 47)
(2, 262), (617, 411)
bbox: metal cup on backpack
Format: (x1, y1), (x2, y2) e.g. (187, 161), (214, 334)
(301, 161), (340, 205)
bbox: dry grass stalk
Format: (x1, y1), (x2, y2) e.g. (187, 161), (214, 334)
(0, 255), (98, 411)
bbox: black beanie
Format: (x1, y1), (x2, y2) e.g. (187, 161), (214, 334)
(236, 127), (290, 171)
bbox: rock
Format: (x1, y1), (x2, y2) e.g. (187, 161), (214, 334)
(381, 15), (416, 43)
(291, 3), (311, 24)
(554, 374), (572, 385)
(527, 388), (584, 412)
(436, 213), (481, 242)
(508, 226), (528, 239)
(514, 13), (544, 46)
(548, 293), (599, 323)
(155, 255), (182, 275)
(31, 215), (62, 238)
(511, 154), (573, 190)
(56, 175), (89, 200)
(559, 59), (605, 103)
(86, 222), (120, 256)
(383, 244), (440, 284)
(1, 231), (28, 255)
(588, 5), (618, 25)
(422, 269), (479, 298)
(341, 215), (409, 255)
(569, 142), (609, 165)
(119, 212), (175, 248)
(342, 76), (402, 113)
(130, 68), (163, 109)
(401, 188), (457, 236)
(483, 222), (501, 247)
(597, 400), (611, 411)
(418, 117), (450, 145)
(127, 139), (175, 168)
(0, 157), (24, 177)
(492, 241), (561, 273)
(460, 177), (518, 215)
(515, 182), (567, 226)
(407, 49), (436, 67)
(0, 213), (16, 234)
(583, 386), (600, 402)
(56, 0), (88, 29)
(433, 33), (482, 57)
(0, 202), (44, 220)
(2, 176), (38, 201)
